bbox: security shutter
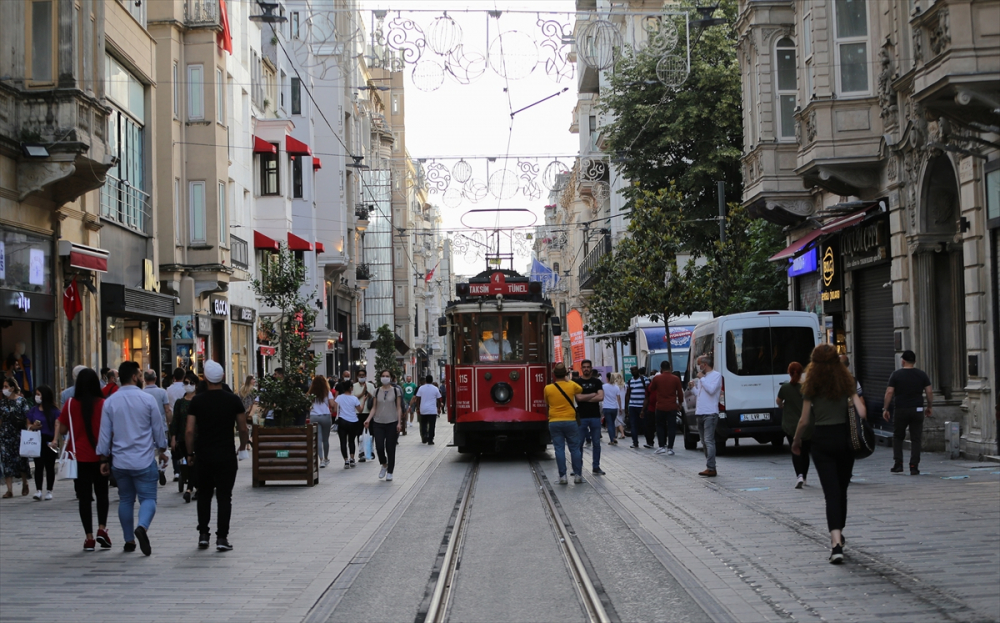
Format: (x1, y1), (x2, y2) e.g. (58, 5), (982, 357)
(854, 264), (894, 430)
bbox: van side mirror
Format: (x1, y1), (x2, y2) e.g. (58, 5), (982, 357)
(551, 317), (562, 337)
(437, 316), (447, 337)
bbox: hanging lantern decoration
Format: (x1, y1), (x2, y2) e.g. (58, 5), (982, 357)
(412, 59), (445, 92)
(452, 159), (473, 183)
(426, 15), (463, 55)
(577, 19), (623, 70)
(656, 54), (689, 87)
(488, 31), (538, 80)
(488, 169), (520, 200)
(542, 160), (571, 191)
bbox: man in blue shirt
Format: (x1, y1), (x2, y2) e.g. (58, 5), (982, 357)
(97, 361), (168, 556)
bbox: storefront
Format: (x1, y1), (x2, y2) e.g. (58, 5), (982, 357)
(230, 304), (255, 388)
(209, 295), (229, 366)
(819, 239), (845, 351)
(789, 247), (821, 320)
(101, 282), (175, 377)
(0, 227), (55, 392)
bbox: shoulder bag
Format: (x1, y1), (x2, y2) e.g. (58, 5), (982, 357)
(846, 396), (875, 460)
(58, 399), (78, 480)
(552, 382), (579, 422)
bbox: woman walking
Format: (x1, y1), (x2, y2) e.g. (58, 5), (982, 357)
(543, 363), (584, 484)
(792, 344), (866, 564)
(601, 372), (623, 445)
(1, 378), (31, 497)
(27, 385), (60, 500)
(364, 370), (404, 481)
(170, 373), (198, 502)
(777, 362), (811, 489)
(334, 381), (363, 468)
(52, 369), (111, 551)
(237, 375), (256, 425)
(308, 376), (336, 467)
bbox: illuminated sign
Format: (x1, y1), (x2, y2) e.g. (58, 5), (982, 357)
(788, 248), (818, 277)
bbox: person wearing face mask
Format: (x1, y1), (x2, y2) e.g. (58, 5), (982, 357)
(27, 385), (60, 500)
(170, 373), (199, 502)
(364, 370), (404, 481)
(1, 378), (32, 497)
(352, 370), (375, 462)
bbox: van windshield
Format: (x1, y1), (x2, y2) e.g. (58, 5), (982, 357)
(725, 326), (814, 376)
(649, 352), (689, 380)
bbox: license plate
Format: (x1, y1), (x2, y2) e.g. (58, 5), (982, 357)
(740, 413), (770, 422)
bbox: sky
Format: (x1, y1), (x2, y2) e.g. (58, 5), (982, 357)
(360, 0), (581, 278)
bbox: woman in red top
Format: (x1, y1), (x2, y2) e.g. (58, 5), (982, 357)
(51, 368), (110, 552)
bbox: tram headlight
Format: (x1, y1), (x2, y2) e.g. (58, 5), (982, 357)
(491, 382), (513, 405)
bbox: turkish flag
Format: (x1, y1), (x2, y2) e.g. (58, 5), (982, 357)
(63, 278), (83, 321)
(218, 0), (233, 54)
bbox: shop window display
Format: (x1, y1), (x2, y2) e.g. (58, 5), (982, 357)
(106, 317), (151, 371)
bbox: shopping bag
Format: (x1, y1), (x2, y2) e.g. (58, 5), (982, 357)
(58, 399), (78, 480)
(361, 430), (373, 461)
(19, 430), (42, 458)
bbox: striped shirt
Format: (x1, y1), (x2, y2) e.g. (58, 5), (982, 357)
(627, 376), (648, 408)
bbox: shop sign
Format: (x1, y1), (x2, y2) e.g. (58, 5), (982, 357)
(211, 297), (229, 317)
(841, 213), (889, 271)
(230, 305), (256, 324)
(0, 242), (5, 279)
(820, 242), (843, 314)
(143, 259), (160, 292)
(2, 290), (55, 321)
(788, 247), (818, 277)
(196, 315), (211, 336)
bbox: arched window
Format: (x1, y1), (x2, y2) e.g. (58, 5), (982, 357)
(775, 37), (797, 139)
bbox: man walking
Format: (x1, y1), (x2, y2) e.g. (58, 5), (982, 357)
(413, 375), (443, 444)
(185, 361), (248, 551)
(882, 350), (933, 475)
(648, 360), (683, 456)
(165, 367), (187, 411)
(576, 360), (606, 475)
(101, 368), (119, 397)
(624, 367), (648, 449)
(693, 355), (723, 477)
(143, 370), (173, 486)
(96, 361), (168, 555)
(402, 375), (417, 425)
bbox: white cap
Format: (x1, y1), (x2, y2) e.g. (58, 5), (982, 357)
(72, 365), (87, 379)
(204, 360), (225, 384)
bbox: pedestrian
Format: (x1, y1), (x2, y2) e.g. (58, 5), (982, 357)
(96, 361), (168, 556)
(185, 360), (248, 551)
(692, 355), (723, 477)
(237, 375), (256, 426)
(52, 369), (110, 551)
(170, 373), (198, 502)
(334, 380), (363, 468)
(101, 369), (119, 397)
(402, 375), (417, 426)
(624, 366), (649, 449)
(601, 372), (623, 446)
(353, 370), (375, 462)
(611, 373), (627, 440)
(26, 385), (60, 500)
(575, 360), (606, 474)
(777, 362), (810, 488)
(1, 378), (32, 497)
(308, 376), (336, 468)
(792, 344), (866, 564)
(60, 365), (88, 406)
(143, 370), (172, 486)
(544, 363), (584, 484)
(363, 369), (404, 482)
(882, 350), (933, 475)
(648, 360), (683, 456)
(413, 375), (443, 444)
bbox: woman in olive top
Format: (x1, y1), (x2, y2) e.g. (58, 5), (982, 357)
(542, 363), (584, 485)
(792, 344), (867, 565)
(777, 361), (810, 489)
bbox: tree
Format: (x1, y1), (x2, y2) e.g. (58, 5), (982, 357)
(374, 324), (403, 382)
(252, 245), (317, 426)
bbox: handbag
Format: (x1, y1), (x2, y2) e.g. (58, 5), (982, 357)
(19, 429), (42, 458)
(58, 399), (78, 480)
(847, 397), (876, 460)
(553, 382), (579, 422)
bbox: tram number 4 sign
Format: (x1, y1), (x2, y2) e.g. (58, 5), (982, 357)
(468, 272), (529, 296)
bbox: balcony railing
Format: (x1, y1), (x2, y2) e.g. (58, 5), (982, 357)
(231, 234), (250, 269)
(184, 0), (219, 27)
(579, 234), (612, 290)
(100, 174), (151, 236)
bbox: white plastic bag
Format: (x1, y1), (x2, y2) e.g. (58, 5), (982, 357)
(361, 430), (373, 461)
(19, 430), (42, 458)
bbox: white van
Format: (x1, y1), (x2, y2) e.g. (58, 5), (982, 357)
(631, 312), (714, 377)
(682, 311), (821, 452)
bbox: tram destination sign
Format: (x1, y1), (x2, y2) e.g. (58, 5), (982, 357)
(463, 272), (532, 297)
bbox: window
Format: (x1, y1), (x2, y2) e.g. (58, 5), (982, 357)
(190, 182), (206, 243)
(391, 94), (400, 115)
(27, 0), (56, 85)
(835, 0), (870, 94)
(392, 131), (401, 153)
(101, 55), (149, 235)
(292, 155), (303, 198)
(259, 147), (279, 195)
(174, 178), (181, 243)
(218, 181), (228, 245)
(394, 247), (402, 268)
(216, 69), (225, 123)
(395, 285), (405, 307)
(291, 77), (301, 115)
(172, 62), (179, 117)
(724, 326), (814, 376)
(279, 70), (286, 110)
(803, 14), (814, 98)
(188, 64), (204, 119)
(775, 38), (797, 139)
(291, 11), (300, 38)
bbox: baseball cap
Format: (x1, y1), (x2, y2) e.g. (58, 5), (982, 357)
(901, 350), (916, 363)
(204, 360), (225, 383)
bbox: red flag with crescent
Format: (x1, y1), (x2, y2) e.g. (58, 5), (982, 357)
(63, 277), (83, 321)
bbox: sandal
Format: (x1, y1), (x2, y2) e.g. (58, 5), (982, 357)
(2, 492), (12, 499)
(21, 482), (29, 496)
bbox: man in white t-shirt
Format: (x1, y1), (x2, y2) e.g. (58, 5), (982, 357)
(692, 355), (723, 477)
(165, 367), (187, 412)
(412, 375), (443, 445)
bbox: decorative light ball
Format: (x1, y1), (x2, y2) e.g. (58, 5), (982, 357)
(426, 15), (463, 56)
(488, 31), (538, 80)
(452, 159), (473, 183)
(412, 60), (445, 92)
(577, 20), (623, 71)
(463, 178), (488, 203)
(443, 187), (463, 208)
(488, 169), (519, 200)
(656, 54), (688, 88)
(542, 160), (570, 191)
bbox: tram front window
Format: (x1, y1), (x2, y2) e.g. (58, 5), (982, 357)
(478, 316), (523, 362)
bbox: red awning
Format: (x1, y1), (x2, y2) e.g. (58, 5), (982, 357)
(253, 136), (277, 154)
(287, 232), (314, 251)
(819, 206), (871, 234)
(253, 230), (279, 251)
(768, 229), (823, 262)
(58, 240), (109, 272)
(286, 136), (312, 156)
(312, 157), (322, 170)
(315, 242), (325, 253)
(768, 205), (879, 262)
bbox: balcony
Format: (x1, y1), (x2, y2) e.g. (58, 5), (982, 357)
(357, 323), (372, 341)
(578, 234), (612, 290)
(100, 174), (152, 236)
(230, 234), (250, 270)
(184, 0), (220, 28)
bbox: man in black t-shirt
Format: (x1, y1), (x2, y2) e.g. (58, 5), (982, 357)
(185, 361), (248, 551)
(882, 350), (933, 475)
(576, 360), (606, 476)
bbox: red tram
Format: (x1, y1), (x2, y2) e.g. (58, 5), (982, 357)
(440, 270), (562, 453)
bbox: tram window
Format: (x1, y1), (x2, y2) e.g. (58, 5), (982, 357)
(478, 315), (523, 362)
(458, 314), (478, 364)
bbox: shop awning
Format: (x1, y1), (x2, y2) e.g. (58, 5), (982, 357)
(768, 229), (823, 263)
(253, 230), (279, 251)
(312, 157), (322, 170)
(819, 206), (872, 234)
(253, 136), (277, 154)
(286, 136), (312, 156)
(315, 242), (325, 253)
(768, 205), (878, 262)
(287, 232), (313, 251)
(57, 240), (109, 273)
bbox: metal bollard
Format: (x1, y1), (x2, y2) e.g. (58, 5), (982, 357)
(944, 421), (960, 459)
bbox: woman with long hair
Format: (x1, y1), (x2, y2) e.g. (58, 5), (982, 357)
(1, 378), (32, 497)
(792, 344), (866, 564)
(334, 380), (363, 468)
(51, 369), (111, 551)
(26, 385), (60, 499)
(170, 372), (199, 502)
(364, 369), (404, 481)
(543, 363), (584, 484)
(778, 362), (811, 489)
(308, 376), (336, 468)
(237, 375), (256, 423)
(601, 371), (623, 446)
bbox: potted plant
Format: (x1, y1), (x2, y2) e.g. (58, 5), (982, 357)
(250, 244), (320, 487)
(356, 263), (371, 290)
(355, 205), (371, 232)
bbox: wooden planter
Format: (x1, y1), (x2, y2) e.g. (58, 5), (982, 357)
(251, 424), (319, 487)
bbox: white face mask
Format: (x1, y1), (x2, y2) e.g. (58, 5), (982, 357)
(381, 377), (391, 385)
(183, 383), (192, 390)
(2, 389), (11, 398)
(35, 395), (42, 404)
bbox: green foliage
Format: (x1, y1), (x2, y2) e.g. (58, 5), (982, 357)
(374, 324), (403, 381)
(251, 245), (317, 426)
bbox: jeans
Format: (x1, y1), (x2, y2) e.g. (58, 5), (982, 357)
(337, 419), (360, 460)
(371, 421), (399, 473)
(628, 407), (644, 446)
(419, 413), (438, 443)
(33, 435), (56, 491)
(697, 414), (719, 470)
(655, 410), (678, 450)
(810, 424), (854, 532)
(786, 434), (811, 479)
(577, 417), (602, 470)
(112, 461), (159, 543)
(549, 420), (583, 477)
(893, 408), (924, 467)
(74, 462), (109, 535)
(196, 456), (238, 538)
(603, 409), (617, 441)
(312, 414), (333, 461)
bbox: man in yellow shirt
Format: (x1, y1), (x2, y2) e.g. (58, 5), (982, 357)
(543, 363), (584, 484)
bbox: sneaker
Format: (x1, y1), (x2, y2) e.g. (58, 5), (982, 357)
(96, 529), (112, 549)
(909, 465), (920, 476)
(558, 476), (568, 485)
(795, 475), (805, 489)
(44, 492), (52, 501)
(574, 475), (584, 484)
(428, 441), (434, 445)
(158, 470), (166, 486)
(829, 544), (844, 565)
(216, 538), (233, 551)
(32, 491), (42, 500)
(350, 459), (356, 468)
(667, 449), (675, 456)
(630, 444), (639, 449)
(173, 473), (180, 482)
(123, 542), (136, 553)
(198, 532), (211, 549)
(344, 461), (351, 469)
(643, 444), (653, 449)
(592, 468), (606, 475)
(358, 456), (366, 463)
(655, 447), (666, 454)
(133, 526), (151, 556)
(84, 539), (96, 552)
(386, 473), (393, 481)
(183, 491), (192, 503)
(890, 462), (904, 473)
(320, 460), (327, 468)
(379, 466), (387, 479)
(699, 469), (718, 477)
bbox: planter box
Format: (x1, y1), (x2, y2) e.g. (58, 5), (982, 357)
(251, 424), (319, 487)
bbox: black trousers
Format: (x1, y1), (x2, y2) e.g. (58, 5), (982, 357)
(892, 407), (924, 467)
(810, 424), (854, 532)
(371, 421), (398, 472)
(786, 434), (812, 478)
(337, 419), (361, 459)
(74, 462), (109, 535)
(643, 411), (656, 446)
(419, 413), (437, 442)
(655, 410), (678, 449)
(196, 456), (238, 538)
(34, 435), (56, 491)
